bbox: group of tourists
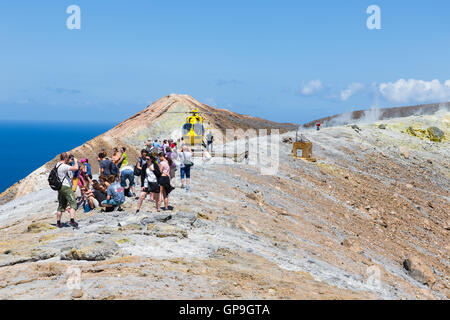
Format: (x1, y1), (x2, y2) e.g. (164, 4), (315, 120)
(51, 137), (195, 228)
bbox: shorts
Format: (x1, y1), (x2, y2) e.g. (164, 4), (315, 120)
(144, 182), (160, 194)
(120, 169), (135, 188)
(180, 166), (191, 179)
(159, 176), (174, 195)
(58, 186), (77, 212)
(101, 199), (123, 207)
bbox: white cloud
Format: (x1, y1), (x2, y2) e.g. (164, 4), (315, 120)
(300, 80), (323, 96)
(379, 79), (450, 104)
(340, 83), (365, 101)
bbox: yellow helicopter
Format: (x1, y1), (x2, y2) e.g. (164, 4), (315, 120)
(182, 108), (205, 146)
(167, 107), (218, 146)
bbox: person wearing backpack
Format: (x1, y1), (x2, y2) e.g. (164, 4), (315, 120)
(52, 152), (80, 228)
(158, 152), (174, 210)
(136, 155), (161, 213)
(179, 146), (193, 192)
(99, 152), (112, 176)
(135, 149), (148, 177)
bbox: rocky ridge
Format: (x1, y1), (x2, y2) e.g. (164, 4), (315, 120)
(0, 108), (448, 299)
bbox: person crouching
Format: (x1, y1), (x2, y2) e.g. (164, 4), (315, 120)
(101, 175), (125, 211)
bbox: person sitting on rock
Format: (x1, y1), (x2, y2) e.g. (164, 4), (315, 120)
(101, 175), (125, 212)
(90, 180), (106, 207)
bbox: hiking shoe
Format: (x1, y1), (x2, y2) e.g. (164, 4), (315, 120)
(186, 186), (189, 192)
(57, 221), (63, 228)
(135, 209), (140, 214)
(69, 220), (79, 228)
(118, 207), (124, 212)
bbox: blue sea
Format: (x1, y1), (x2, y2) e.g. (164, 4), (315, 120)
(0, 121), (115, 194)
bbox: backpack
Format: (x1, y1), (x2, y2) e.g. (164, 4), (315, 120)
(134, 158), (143, 176)
(109, 161), (118, 176)
(151, 161), (162, 179)
(182, 151), (194, 167)
(85, 163), (92, 176)
(48, 164), (65, 191)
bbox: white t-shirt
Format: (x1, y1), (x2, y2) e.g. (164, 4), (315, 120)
(120, 165), (134, 172)
(57, 162), (73, 188)
(179, 151), (192, 168)
(144, 165), (157, 187)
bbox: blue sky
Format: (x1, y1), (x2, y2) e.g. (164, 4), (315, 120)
(0, 0), (449, 124)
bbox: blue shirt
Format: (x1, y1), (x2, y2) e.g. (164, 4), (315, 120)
(100, 159), (112, 176)
(70, 160), (80, 178)
(107, 182), (125, 204)
(85, 163), (92, 176)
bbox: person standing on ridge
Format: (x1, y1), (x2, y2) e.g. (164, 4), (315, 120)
(118, 147), (128, 169)
(69, 155), (81, 193)
(165, 146), (177, 181)
(109, 148), (120, 177)
(316, 123), (321, 131)
(180, 137), (186, 149)
(206, 131), (214, 152)
(136, 149), (148, 176)
(136, 155), (161, 213)
(81, 158), (92, 180)
(55, 153), (80, 228)
(152, 139), (161, 149)
(158, 152), (174, 210)
(112, 148), (121, 168)
(162, 140), (169, 152)
(98, 152), (112, 176)
(179, 146), (193, 191)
